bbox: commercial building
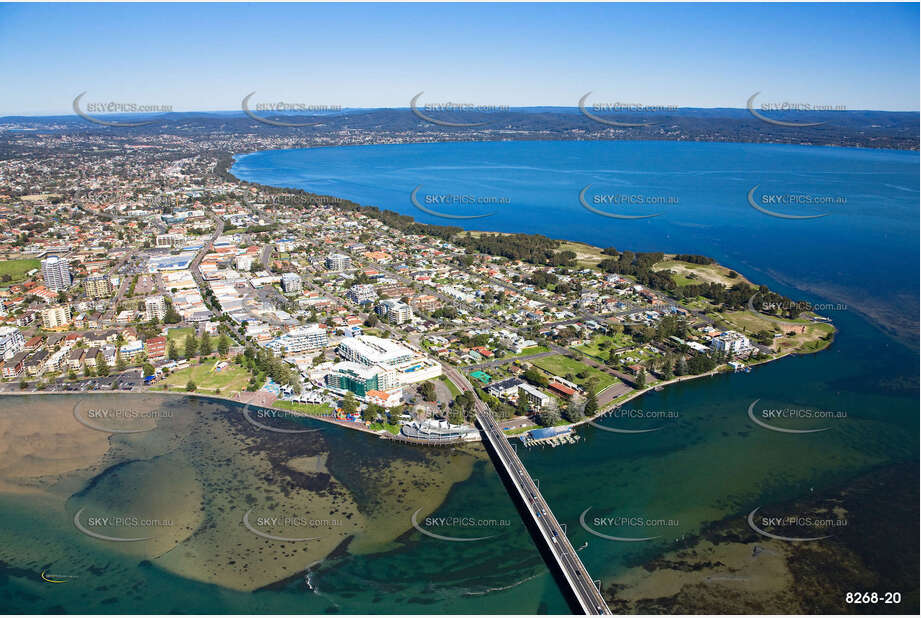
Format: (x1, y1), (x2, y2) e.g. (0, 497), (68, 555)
(41, 256), (72, 291)
(366, 389), (403, 408)
(145, 295), (168, 321)
(156, 233), (186, 248)
(518, 383), (551, 409)
(41, 305), (72, 329)
(337, 335), (441, 386)
(84, 274), (113, 298)
(401, 419), (480, 442)
(487, 377), (525, 399)
(280, 272), (302, 293)
(325, 253), (351, 271)
(325, 361), (399, 397)
(338, 335), (415, 367)
(148, 255), (194, 273)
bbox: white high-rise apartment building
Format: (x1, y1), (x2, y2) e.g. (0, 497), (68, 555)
(145, 295), (168, 321)
(41, 256), (72, 291)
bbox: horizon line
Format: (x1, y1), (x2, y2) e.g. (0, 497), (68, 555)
(2, 105), (919, 120)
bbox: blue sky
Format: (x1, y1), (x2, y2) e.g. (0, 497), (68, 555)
(0, 2), (918, 115)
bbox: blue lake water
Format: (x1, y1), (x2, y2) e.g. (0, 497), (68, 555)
(233, 140), (920, 345)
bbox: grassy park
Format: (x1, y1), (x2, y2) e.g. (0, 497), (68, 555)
(166, 327), (195, 344)
(531, 354), (616, 394)
(157, 358), (251, 394)
(0, 259), (40, 284)
(273, 400), (334, 416)
(573, 333), (634, 361)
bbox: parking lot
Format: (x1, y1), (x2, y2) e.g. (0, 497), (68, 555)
(0, 369), (144, 393)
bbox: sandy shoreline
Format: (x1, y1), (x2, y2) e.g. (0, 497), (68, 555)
(0, 389), (387, 436)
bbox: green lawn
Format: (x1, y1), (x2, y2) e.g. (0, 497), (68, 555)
(652, 258), (753, 288)
(574, 334), (634, 361)
(556, 241), (606, 268)
(166, 327), (194, 343)
(614, 345), (662, 364)
(498, 345), (550, 360)
(273, 400), (334, 416)
(158, 358), (251, 394)
(503, 425), (536, 436)
(670, 272), (698, 286)
(531, 354), (616, 394)
(439, 375), (462, 397)
(369, 421), (401, 434)
(684, 296), (715, 311)
(0, 259), (40, 284)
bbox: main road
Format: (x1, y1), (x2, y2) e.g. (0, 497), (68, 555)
(442, 365), (612, 615)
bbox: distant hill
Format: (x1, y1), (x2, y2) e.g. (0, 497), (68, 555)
(0, 107), (917, 151)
